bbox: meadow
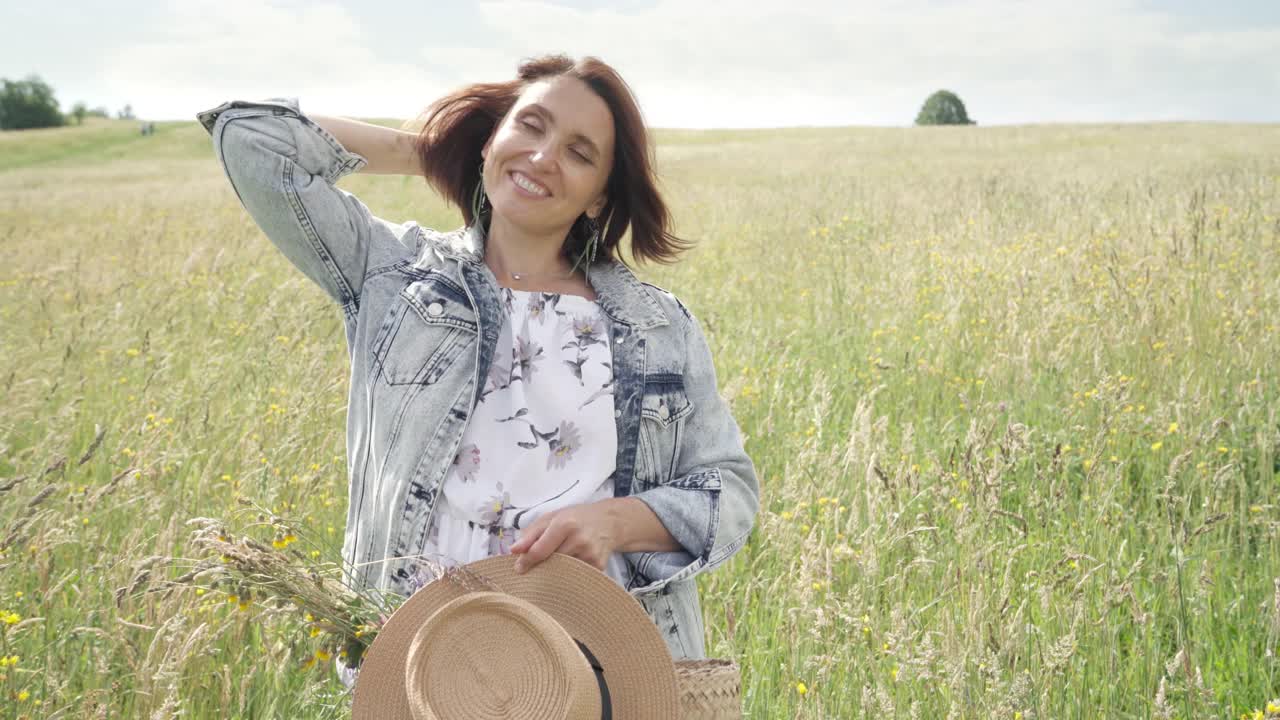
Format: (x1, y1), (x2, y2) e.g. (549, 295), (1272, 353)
(1, 113), (1278, 718)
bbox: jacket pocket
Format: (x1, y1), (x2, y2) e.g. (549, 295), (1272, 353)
(636, 374), (694, 487)
(372, 272), (477, 386)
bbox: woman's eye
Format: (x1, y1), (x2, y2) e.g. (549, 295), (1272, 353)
(572, 149), (591, 163)
(520, 119), (541, 132)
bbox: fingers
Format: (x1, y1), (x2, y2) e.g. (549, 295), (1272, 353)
(515, 520), (571, 574)
(509, 521), (541, 554)
(511, 509), (555, 555)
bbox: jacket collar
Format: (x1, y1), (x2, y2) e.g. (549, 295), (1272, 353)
(428, 222), (670, 330)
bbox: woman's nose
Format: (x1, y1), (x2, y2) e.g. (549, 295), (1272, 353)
(529, 143), (556, 170)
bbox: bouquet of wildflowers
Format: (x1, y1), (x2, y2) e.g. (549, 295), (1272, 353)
(171, 499), (412, 671)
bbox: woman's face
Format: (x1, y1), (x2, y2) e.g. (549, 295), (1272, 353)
(481, 75), (615, 238)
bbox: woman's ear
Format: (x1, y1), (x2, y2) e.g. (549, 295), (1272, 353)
(588, 194), (607, 219)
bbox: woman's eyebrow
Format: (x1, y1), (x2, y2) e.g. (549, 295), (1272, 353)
(525, 103), (601, 156)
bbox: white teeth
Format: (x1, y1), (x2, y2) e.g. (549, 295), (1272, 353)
(511, 172), (549, 197)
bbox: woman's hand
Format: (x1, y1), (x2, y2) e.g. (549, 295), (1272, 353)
(509, 497), (684, 574)
(509, 499), (622, 574)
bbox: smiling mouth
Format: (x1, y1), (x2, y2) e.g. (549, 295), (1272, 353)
(509, 171), (550, 198)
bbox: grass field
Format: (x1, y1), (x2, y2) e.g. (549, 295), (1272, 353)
(1, 115), (1279, 718)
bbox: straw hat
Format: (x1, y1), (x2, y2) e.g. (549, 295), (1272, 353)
(351, 552), (740, 719)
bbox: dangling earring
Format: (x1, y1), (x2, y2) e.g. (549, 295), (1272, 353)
(570, 214), (601, 282)
(470, 159), (490, 227)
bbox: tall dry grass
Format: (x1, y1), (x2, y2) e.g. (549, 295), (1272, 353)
(1, 118), (1278, 717)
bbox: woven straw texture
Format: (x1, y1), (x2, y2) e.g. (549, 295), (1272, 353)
(675, 659), (741, 719)
(352, 554), (680, 719)
(402, 592), (602, 719)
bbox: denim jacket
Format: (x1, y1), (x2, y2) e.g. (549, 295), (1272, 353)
(196, 97), (759, 660)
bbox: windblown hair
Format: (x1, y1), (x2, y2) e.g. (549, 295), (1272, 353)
(411, 54), (689, 266)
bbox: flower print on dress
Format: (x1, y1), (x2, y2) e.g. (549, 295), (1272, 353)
(578, 369), (615, 410)
(402, 558), (444, 597)
(527, 292), (563, 325)
(513, 319), (544, 385)
(497, 414), (583, 471)
(480, 351), (509, 403)
(452, 443), (481, 483)
(546, 420), (582, 470)
(479, 321), (544, 404)
(490, 526), (518, 555)
(559, 312), (606, 352)
(477, 485), (512, 526)
(559, 311), (607, 385)
(500, 287), (516, 316)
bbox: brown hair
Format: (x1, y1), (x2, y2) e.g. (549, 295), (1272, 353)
(411, 54), (689, 266)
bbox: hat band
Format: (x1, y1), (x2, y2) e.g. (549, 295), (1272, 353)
(575, 639), (612, 720)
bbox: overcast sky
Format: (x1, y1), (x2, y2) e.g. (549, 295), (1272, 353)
(4, 1), (1278, 128)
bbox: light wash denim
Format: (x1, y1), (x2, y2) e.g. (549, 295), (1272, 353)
(196, 97), (759, 662)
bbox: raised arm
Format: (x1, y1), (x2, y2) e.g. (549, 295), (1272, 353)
(309, 114), (422, 177)
(196, 97), (427, 310)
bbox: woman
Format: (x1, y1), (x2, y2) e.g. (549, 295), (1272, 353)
(196, 54), (759, 688)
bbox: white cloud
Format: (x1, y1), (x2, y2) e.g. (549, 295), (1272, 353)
(469, 0), (1280, 126)
(98, 0), (450, 122)
(87, 0), (1280, 125)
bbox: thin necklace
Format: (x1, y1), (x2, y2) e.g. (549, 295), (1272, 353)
(488, 254), (577, 282)
(482, 225), (580, 282)
(509, 267), (575, 281)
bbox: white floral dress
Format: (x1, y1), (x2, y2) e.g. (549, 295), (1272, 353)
(415, 286), (629, 586)
(338, 287), (625, 691)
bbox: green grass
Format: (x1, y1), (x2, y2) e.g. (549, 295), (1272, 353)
(1, 116), (1279, 718)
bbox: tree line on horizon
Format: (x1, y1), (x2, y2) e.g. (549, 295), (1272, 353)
(0, 73), (976, 131)
(0, 74), (134, 131)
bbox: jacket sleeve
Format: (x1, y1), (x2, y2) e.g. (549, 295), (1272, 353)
(196, 97), (422, 310)
(625, 302), (760, 596)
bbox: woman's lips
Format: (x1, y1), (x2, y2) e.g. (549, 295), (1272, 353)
(509, 170), (550, 198)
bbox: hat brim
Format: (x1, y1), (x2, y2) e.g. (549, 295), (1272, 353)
(352, 553), (680, 718)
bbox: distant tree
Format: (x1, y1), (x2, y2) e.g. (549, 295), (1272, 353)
(915, 90), (976, 126)
(0, 75), (66, 130)
(116, 104), (135, 120)
(71, 101), (87, 125)
(87, 106), (110, 118)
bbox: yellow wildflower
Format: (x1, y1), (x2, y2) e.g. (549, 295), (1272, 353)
(795, 681), (807, 695)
